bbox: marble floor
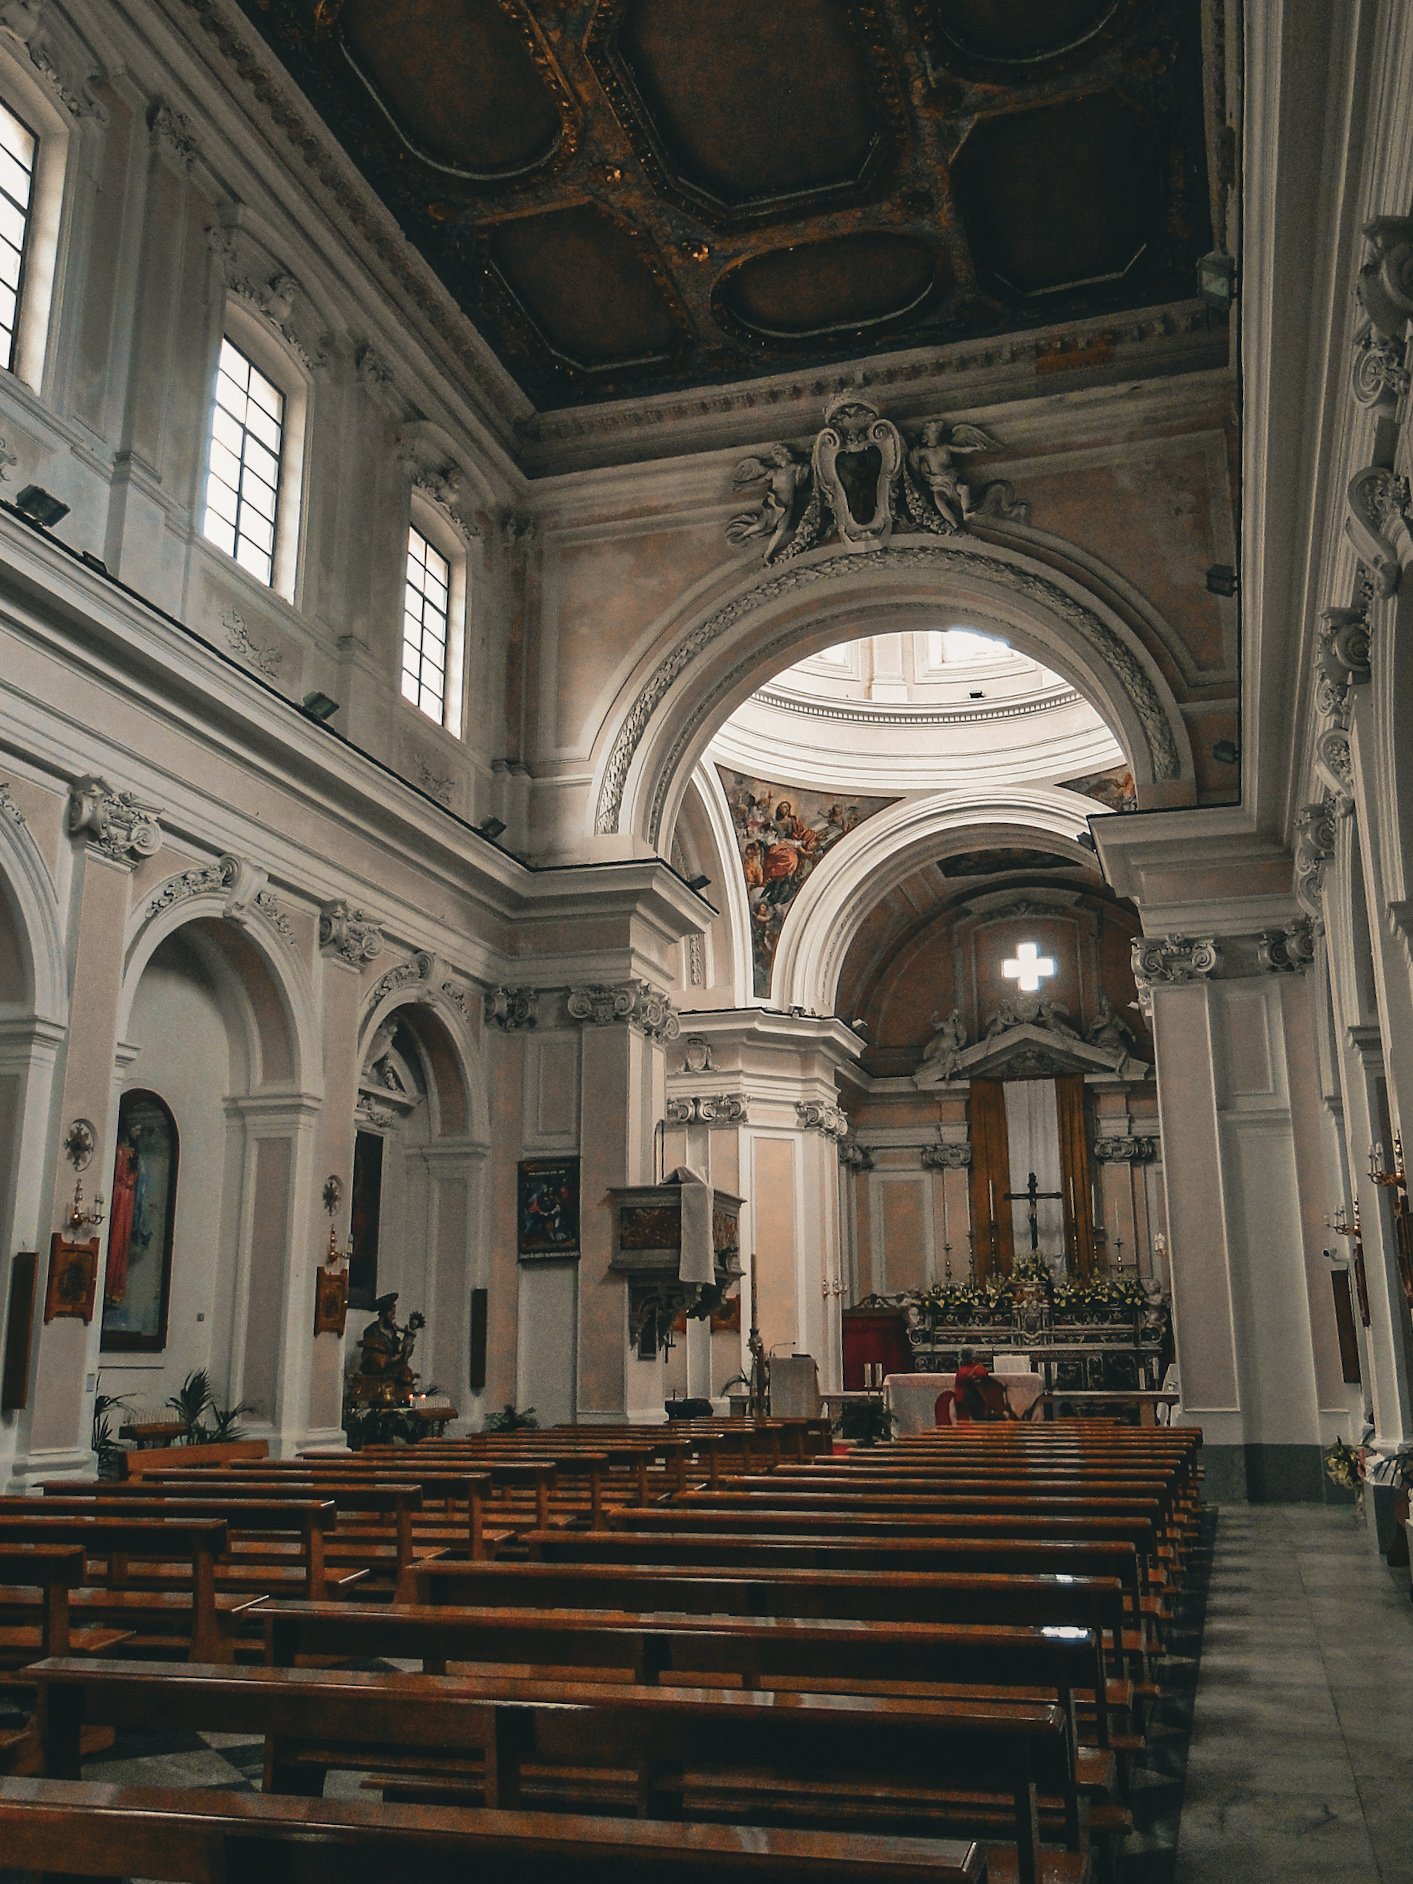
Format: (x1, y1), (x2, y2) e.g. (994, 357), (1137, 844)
(1175, 1503), (1413, 1883)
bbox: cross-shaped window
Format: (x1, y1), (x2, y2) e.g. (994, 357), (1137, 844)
(1003, 941), (1056, 994)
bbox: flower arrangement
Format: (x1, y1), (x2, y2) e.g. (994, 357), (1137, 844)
(922, 1271), (1148, 1324)
(1323, 1436), (1363, 1492)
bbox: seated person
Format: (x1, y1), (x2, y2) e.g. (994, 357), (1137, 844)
(953, 1347), (993, 1422)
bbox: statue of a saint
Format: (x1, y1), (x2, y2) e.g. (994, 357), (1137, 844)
(355, 1292), (424, 1403)
(921, 1006), (967, 1077)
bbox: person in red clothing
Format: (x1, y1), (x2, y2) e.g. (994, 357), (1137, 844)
(953, 1347), (993, 1422)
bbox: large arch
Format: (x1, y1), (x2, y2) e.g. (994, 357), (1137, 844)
(768, 785), (1108, 1014)
(592, 534), (1195, 851)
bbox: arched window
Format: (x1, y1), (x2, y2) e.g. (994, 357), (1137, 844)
(100, 1089), (179, 1353)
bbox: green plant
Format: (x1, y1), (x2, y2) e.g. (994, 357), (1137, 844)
(483, 1403), (538, 1433)
(343, 1400), (428, 1449)
(1324, 1436), (1362, 1492)
(165, 1369), (252, 1445)
(91, 1388), (131, 1477)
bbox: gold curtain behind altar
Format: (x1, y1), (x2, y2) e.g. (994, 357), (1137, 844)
(968, 1077), (1015, 1280)
(1056, 1072), (1097, 1277)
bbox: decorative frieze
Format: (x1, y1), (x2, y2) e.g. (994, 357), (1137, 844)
(222, 605), (283, 679)
(0, 781), (26, 829)
(567, 981), (680, 1042)
(484, 986), (538, 1031)
(147, 855), (239, 917)
(68, 776), (163, 864)
(1093, 1136), (1157, 1163)
(796, 1099), (849, 1139)
(439, 982), (473, 1026)
(665, 1094), (748, 1126)
(1256, 919), (1317, 974)
(318, 900), (383, 967)
(1131, 934), (1221, 988)
(147, 98), (198, 172)
(921, 1139), (972, 1170)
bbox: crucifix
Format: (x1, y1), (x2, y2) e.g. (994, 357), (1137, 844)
(1004, 1169), (1063, 1252)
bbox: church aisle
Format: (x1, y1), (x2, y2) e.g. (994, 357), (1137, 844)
(1175, 1505), (1413, 1882)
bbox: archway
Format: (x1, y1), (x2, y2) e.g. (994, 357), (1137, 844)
(593, 535), (1194, 851)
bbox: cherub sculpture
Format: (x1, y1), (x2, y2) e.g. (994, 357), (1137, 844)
(908, 420), (1000, 531)
(726, 444), (810, 563)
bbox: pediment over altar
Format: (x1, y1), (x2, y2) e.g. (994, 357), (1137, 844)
(914, 1023), (1150, 1088)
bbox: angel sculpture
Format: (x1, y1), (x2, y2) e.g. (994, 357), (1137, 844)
(726, 443), (811, 563)
(907, 420), (1000, 531)
(921, 1006), (968, 1076)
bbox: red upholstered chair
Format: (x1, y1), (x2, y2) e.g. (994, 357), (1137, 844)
(933, 1389), (956, 1426)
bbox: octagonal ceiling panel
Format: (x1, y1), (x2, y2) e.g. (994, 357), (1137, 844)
(589, 0), (904, 225)
(230, 0), (1216, 409)
(341, 0), (566, 176)
(953, 94), (1161, 300)
(484, 203), (687, 369)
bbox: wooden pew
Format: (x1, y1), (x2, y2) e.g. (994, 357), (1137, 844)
(0, 1779), (993, 1884)
(158, 1463), (502, 1558)
(0, 1546), (133, 1667)
(259, 1597), (1120, 1752)
(29, 1658), (1081, 1884)
(121, 1439), (269, 1479)
(0, 1515), (238, 1661)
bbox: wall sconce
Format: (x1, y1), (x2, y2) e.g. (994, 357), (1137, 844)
(65, 1177), (106, 1235)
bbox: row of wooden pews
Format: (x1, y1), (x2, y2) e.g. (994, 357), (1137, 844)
(1, 1416), (1202, 1884)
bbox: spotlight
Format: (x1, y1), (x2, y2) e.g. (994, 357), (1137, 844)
(1076, 832), (1097, 852)
(687, 873), (711, 892)
(14, 484), (70, 528)
(478, 816), (507, 840)
(300, 691), (340, 723)
(1213, 739), (1239, 766)
(1205, 564), (1237, 597)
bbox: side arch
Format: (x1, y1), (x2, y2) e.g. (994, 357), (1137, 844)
(591, 535), (1195, 849)
(769, 785), (1109, 1014)
(358, 971), (489, 1149)
(0, 793), (65, 1024)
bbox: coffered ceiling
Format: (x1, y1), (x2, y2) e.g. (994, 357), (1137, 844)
(244, 0), (1216, 408)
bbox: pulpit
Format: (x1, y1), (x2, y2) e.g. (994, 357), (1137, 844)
(607, 1173), (742, 1359)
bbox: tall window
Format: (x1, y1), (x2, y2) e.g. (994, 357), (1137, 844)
(401, 525), (451, 725)
(203, 337), (285, 587)
(0, 98), (36, 374)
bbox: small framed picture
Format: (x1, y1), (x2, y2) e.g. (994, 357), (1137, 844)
(44, 1234), (100, 1324)
(314, 1265), (348, 1337)
(518, 1157), (580, 1258)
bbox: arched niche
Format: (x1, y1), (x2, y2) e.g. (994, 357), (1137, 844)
(352, 988), (488, 1422)
(593, 535), (1194, 852)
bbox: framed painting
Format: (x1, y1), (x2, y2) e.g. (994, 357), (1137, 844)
(100, 1088), (179, 1353)
(314, 1264), (348, 1337)
(518, 1157), (580, 1258)
(44, 1235), (99, 1324)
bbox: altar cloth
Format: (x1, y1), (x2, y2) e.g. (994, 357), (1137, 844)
(884, 1370), (1044, 1431)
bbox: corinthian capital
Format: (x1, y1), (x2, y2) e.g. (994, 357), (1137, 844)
(1131, 934), (1220, 989)
(319, 900), (384, 967)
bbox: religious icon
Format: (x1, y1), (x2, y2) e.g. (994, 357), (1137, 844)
(44, 1234), (99, 1324)
(518, 1157), (580, 1257)
(313, 1263), (348, 1337)
(100, 1090), (179, 1352)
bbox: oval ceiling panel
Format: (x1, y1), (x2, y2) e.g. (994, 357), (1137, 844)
(718, 234), (945, 339)
(341, 0), (563, 177)
(617, 0), (881, 207)
(929, 0), (1120, 64)
(488, 206), (682, 368)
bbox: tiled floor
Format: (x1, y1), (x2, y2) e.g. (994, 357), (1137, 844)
(1175, 1504), (1413, 1883)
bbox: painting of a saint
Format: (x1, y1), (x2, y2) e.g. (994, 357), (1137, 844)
(101, 1089), (178, 1352)
(518, 1158), (580, 1257)
(718, 769), (899, 996)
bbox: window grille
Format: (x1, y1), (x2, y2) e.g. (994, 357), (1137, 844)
(0, 98), (37, 373)
(401, 525), (451, 725)
(202, 337), (285, 587)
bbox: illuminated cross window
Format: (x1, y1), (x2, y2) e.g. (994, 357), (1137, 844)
(1003, 942), (1056, 994)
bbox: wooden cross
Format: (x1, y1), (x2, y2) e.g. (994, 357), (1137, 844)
(1003, 1170), (1063, 1252)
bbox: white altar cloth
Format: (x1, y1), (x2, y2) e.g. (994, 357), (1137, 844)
(884, 1371), (1044, 1432)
